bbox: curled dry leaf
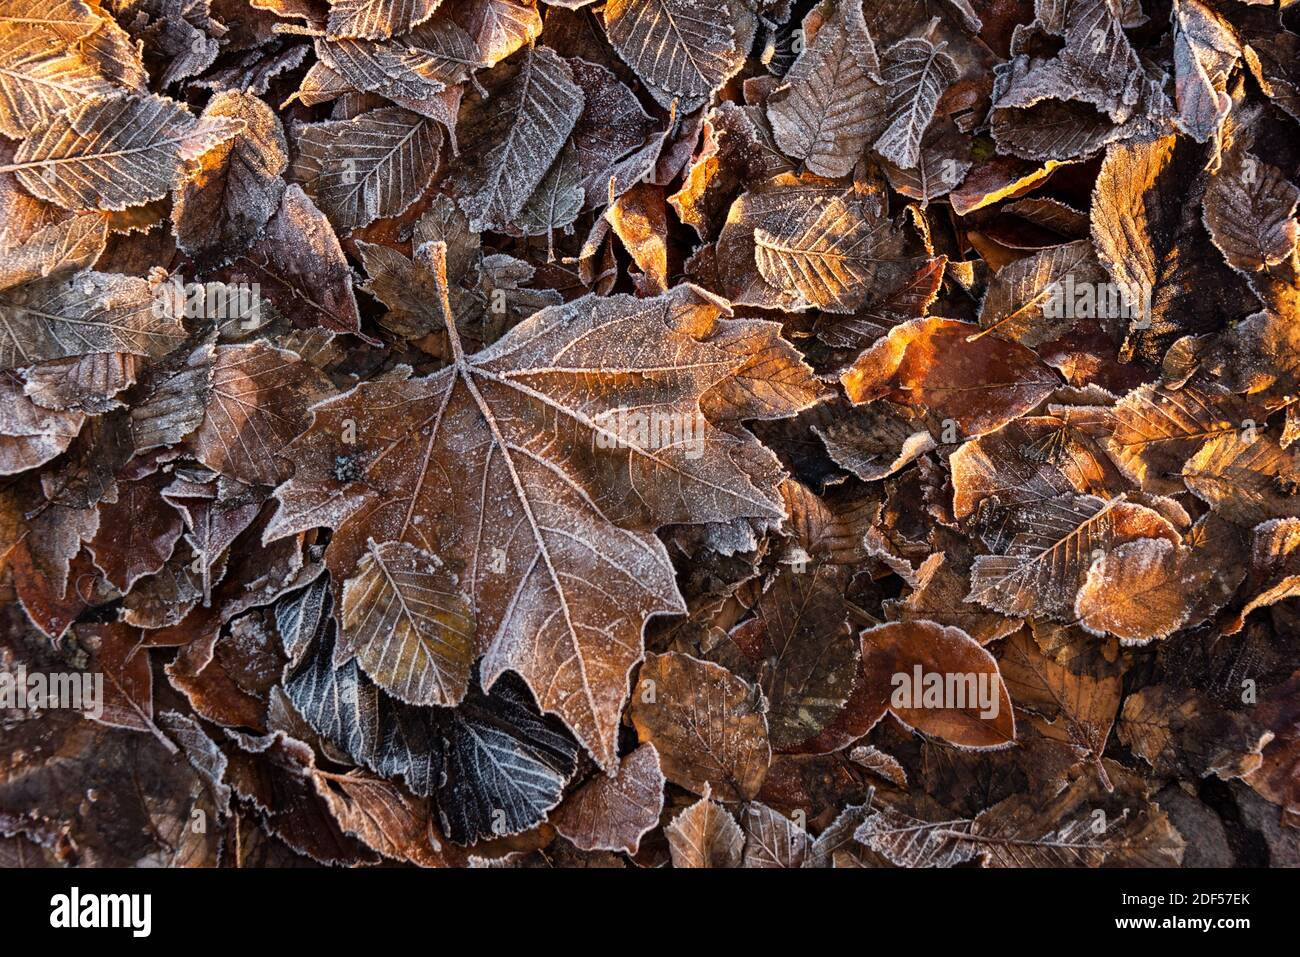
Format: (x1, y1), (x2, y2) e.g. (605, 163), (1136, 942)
(172, 91), (288, 259)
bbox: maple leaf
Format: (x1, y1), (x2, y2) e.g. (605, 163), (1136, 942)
(269, 275), (788, 768)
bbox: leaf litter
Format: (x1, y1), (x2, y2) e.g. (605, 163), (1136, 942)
(0, 0), (1298, 869)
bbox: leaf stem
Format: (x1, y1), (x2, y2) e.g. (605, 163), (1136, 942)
(423, 240), (465, 364)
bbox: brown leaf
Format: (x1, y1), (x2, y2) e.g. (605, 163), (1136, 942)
(996, 628), (1121, 787)
(81, 622), (157, 735)
(841, 317), (1059, 438)
(269, 282), (787, 767)
(337, 539), (476, 706)
(310, 769), (462, 866)
(1074, 537), (1204, 644)
(630, 651), (771, 802)
(187, 341), (333, 486)
(293, 107), (442, 231)
(550, 743), (665, 854)
(968, 493), (1181, 619)
(741, 801), (808, 867)
(219, 184), (363, 336)
(1203, 148), (1299, 273)
(664, 787), (744, 868)
(603, 0), (740, 105)
(87, 469), (183, 591)
(714, 564), (859, 751)
(861, 620), (1016, 749)
(767, 0), (883, 178)
(172, 91), (288, 260)
(1, 93), (239, 211)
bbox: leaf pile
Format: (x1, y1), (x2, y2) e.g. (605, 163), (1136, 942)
(2, 0), (1299, 869)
